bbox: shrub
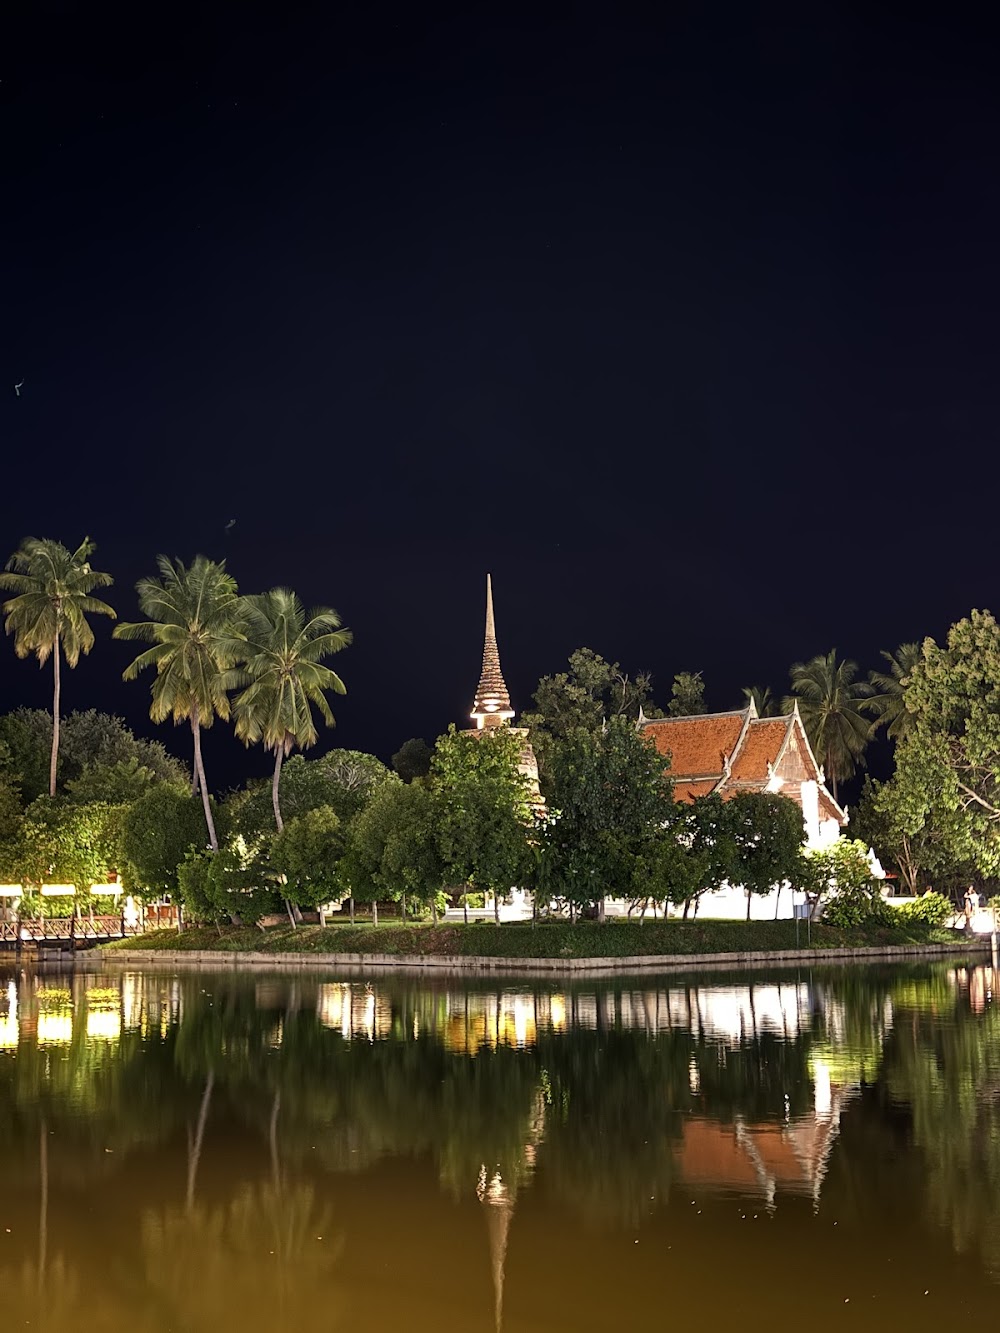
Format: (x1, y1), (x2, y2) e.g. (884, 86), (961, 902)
(892, 891), (952, 927)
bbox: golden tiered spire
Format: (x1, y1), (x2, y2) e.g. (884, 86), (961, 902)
(471, 574), (515, 728)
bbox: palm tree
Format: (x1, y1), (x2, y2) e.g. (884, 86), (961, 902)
(0, 537), (115, 797)
(865, 642), (921, 741)
(786, 649), (873, 801)
(741, 685), (780, 717)
(230, 589), (351, 832)
(114, 556), (244, 850)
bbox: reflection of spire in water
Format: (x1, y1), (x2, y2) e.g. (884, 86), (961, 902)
(477, 1166), (514, 1333)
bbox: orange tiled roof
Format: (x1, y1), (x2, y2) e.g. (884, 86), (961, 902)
(673, 779), (719, 803)
(642, 710), (748, 780)
(727, 717), (793, 783)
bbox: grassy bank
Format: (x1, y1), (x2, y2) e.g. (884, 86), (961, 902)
(106, 917), (964, 960)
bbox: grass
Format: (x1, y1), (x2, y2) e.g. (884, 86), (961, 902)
(105, 916), (964, 960)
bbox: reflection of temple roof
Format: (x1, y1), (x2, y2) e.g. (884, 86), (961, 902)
(676, 1097), (851, 1206)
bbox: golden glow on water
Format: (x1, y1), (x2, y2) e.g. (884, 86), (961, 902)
(0, 962), (997, 1331)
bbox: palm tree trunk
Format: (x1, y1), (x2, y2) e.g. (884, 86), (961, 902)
(186, 1070), (215, 1210)
(272, 747), (284, 833)
(191, 707), (218, 851)
(49, 635), (60, 798)
(828, 750), (838, 802)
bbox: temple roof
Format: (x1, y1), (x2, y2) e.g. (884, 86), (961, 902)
(640, 704), (847, 824)
(471, 574), (515, 728)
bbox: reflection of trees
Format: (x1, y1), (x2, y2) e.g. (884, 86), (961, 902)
(881, 977), (1000, 1276)
(142, 1182), (342, 1333)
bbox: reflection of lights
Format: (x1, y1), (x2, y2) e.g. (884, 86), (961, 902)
(810, 1056), (832, 1116)
(38, 1013), (73, 1045)
(689, 1058), (701, 1094)
(550, 995), (566, 1031)
(86, 1010), (120, 1042)
(0, 980), (17, 1048)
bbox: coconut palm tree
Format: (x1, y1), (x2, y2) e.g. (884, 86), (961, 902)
(0, 537), (115, 797)
(741, 685), (780, 717)
(786, 649), (873, 801)
(865, 642), (921, 741)
(230, 589), (351, 832)
(114, 556), (244, 851)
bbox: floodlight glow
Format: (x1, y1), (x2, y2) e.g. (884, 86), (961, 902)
(89, 884), (122, 896)
(41, 884), (76, 896)
(0, 885), (22, 897)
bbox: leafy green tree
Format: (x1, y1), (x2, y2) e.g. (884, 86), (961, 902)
(177, 845), (277, 925)
(522, 648), (663, 780)
(742, 684), (780, 716)
(5, 796), (119, 893)
(675, 793), (740, 917)
(889, 611), (1000, 878)
(0, 537), (115, 797)
(342, 782), (446, 922)
(115, 555), (244, 851)
(0, 707), (184, 802)
(65, 756), (163, 806)
(865, 642), (921, 741)
(787, 649), (872, 799)
(432, 725), (532, 923)
(120, 784), (214, 899)
(540, 717), (674, 919)
(230, 589), (351, 834)
(726, 791), (806, 919)
(269, 806), (344, 913)
(667, 670), (706, 716)
(391, 736), (433, 783)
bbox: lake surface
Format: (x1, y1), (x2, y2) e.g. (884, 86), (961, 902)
(0, 960), (997, 1331)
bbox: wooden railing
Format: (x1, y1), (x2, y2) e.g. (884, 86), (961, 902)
(0, 916), (143, 945)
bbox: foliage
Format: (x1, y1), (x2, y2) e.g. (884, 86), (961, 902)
(0, 708), (184, 802)
(894, 611), (1000, 878)
(115, 554), (244, 850)
(432, 725), (532, 912)
(269, 806), (344, 910)
(803, 838), (889, 927)
(892, 892), (952, 927)
(742, 685), (780, 716)
(0, 536), (115, 797)
(865, 642), (921, 741)
(726, 791), (806, 918)
(667, 671), (705, 716)
(850, 774), (962, 896)
(121, 785), (215, 898)
(342, 782), (445, 914)
(227, 751), (396, 845)
(539, 717), (674, 914)
(787, 649), (872, 798)
(522, 648), (663, 778)
(177, 847), (278, 926)
(2, 796), (121, 890)
(391, 737), (433, 783)
(229, 588), (351, 830)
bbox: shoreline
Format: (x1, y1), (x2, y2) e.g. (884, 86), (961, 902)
(82, 937), (992, 977)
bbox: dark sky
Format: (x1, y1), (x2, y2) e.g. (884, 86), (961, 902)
(3, 2), (999, 788)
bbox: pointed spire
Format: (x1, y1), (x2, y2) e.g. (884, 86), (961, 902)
(471, 574), (514, 728)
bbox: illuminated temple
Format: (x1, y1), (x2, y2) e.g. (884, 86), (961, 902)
(465, 574), (543, 810)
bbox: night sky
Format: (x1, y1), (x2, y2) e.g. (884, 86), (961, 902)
(3, 3), (999, 789)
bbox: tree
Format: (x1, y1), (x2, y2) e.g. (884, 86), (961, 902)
(672, 793), (739, 918)
(742, 685), (780, 717)
(115, 556), (244, 851)
(230, 589), (351, 834)
(726, 791), (806, 919)
(120, 785), (214, 899)
(432, 726), (532, 923)
(865, 642), (921, 741)
(522, 648), (663, 780)
(802, 838), (886, 925)
(0, 537), (115, 797)
(539, 717), (674, 919)
(226, 752), (396, 849)
(667, 671), (706, 717)
(342, 783), (445, 922)
(269, 806), (344, 914)
(392, 737), (433, 783)
(890, 611), (1000, 878)
(787, 649), (872, 799)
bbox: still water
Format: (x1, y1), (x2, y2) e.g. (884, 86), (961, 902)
(0, 961), (997, 1331)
